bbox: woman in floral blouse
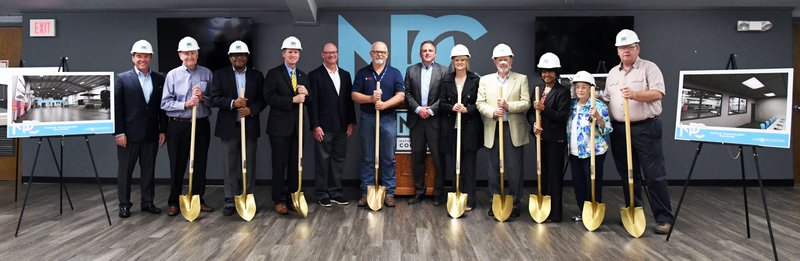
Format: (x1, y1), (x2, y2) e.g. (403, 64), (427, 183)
(566, 71), (612, 222)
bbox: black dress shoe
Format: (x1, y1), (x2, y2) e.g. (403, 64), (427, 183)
(223, 206), (235, 216)
(488, 208), (494, 217)
(433, 196), (445, 206)
(510, 208), (521, 219)
(408, 194), (424, 205)
(141, 204), (162, 214)
(119, 205), (131, 218)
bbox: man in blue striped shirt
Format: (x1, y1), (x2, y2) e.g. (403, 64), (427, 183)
(160, 36), (214, 216)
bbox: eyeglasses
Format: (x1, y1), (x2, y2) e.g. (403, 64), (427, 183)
(323, 51), (338, 55)
(370, 50), (387, 55)
(617, 45), (638, 51)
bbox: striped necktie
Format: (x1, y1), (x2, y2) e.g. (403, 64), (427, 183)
(291, 70), (297, 92)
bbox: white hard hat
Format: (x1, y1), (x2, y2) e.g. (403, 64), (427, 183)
(537, 52), (560, 69)
(615, 29), (640, 47)
(281, 36), (302, 50)
(491, 43), (514, 59)
(177, 36), (200, 51)
(450, 44), (470, 58)
(228, 40), (250, 55)
(130, 40), (153, 55)
(571, 71), (595, 86)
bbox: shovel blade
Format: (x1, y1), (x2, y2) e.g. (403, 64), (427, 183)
(367, 185), (386, 211)
(179, 194), (200, 222)
(528, 195), (552, 223)
(234, 194), (256, 221)
(581, 201), (606, 231)
(291, 191), (308, 218)
(491, 194), (513, 222)
(620, 206), (646, 238)
(446, 192), (468, 219)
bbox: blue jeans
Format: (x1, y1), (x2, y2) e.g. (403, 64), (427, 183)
(359, 112), (397, 196)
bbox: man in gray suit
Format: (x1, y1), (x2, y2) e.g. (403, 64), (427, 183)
(404, 40), (448, 206)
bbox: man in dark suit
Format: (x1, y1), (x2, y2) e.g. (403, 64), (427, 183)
(404, 40), (448, 205)
(307, 43), (356, 207)
(264, 36), (309, 215)
(114, 39), (167, 218)
(209, 41), (266, 216)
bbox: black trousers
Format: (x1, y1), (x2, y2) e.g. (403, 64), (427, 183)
(166, 118), (210, 206)
(444, 148), (477, 207)
(270, 133), (299, 205)
(314, 130), (347, 200)
(117, 140), (158, 207)
(610, 118), (673, 223)
(487, 122), (524, 209)
(570, 154), (606, 212)
(410, 119), (445, 197)
(539, 140), (567, 221)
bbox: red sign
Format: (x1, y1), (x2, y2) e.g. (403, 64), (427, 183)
(30, 19), (56, 37)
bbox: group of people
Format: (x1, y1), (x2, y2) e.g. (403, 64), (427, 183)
(114, 28), (674, 234)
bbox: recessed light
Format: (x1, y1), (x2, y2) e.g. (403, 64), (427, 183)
(764, 93), (775, 97)
(61, 77), (67, 81)
(742, 77), (764, 89)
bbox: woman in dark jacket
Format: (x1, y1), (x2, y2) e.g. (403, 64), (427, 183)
(529, 52), (572, 222)
(439, 44), (482, 211)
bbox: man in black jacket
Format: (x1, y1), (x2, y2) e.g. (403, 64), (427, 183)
(114, 39), (167, 218)
(308, 43), (356, 207)
(264, 36), (309, 215)
(209, 41), (266, 216)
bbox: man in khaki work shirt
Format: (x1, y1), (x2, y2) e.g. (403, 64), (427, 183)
(603, 29), (673, 235)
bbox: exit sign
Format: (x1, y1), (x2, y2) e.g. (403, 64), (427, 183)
(30, 19), (56, 37)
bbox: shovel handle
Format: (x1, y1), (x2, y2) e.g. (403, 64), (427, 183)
(297, 102), (304, 193)
(624, 97), (635, 209)
(590, 86), (597, 203)
(534, 86), (542, 197)
(239, 87), (248, 195)
(498, 86), (505, 195)
(375, 81), (381, 187)
(187, 105), (197, 197)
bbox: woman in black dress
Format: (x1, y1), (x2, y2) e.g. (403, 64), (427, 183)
(529, 52), (572, 222)
(439, 44), (482, 211)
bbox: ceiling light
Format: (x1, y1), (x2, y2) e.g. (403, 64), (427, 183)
(61, 77), (67, 81)
(79, 82), (84, 84)
(764, 93), (775, 97)
(742, 77), (764, 89)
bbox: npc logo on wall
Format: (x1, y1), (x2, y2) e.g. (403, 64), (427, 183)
(338, 14), (488, 81)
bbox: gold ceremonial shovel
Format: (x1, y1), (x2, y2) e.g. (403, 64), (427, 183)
(291, 100), (309, 218)
(179, 105), (201, 222)
(447, 91), (467, 219)
(582, 86), (605, 231)
(620, 97), (646, 238)
(367, 82), (386, 211)
(491, 87), (513, 221)
(529, 86), (552, 223)
(235, 88), (256, 221)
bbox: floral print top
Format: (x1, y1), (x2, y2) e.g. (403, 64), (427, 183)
(567, 98), (613, 158)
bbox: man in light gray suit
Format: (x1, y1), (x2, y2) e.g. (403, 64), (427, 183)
(404, 40), (448, 206)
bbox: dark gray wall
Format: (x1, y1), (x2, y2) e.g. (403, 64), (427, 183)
(20, 8), (794, 182)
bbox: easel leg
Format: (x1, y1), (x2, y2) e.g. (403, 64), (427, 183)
(84, 136), (112, 226)
(14, 139), (20, 202)
(47, 138), (73, 212)
(751, 147), (778, 260)
(739, 146), (750, 238)
(15, 138), (43, 237)
(666, 142), (703, 241)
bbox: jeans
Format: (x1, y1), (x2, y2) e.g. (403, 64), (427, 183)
(359, 112), (397, 196)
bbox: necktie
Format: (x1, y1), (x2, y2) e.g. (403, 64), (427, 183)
(291, 70), (297, 93)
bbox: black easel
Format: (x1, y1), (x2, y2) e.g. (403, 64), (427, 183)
(666, 53), (778, 260)
(15, 57), (112, 237)
(14, 59), (24, 202)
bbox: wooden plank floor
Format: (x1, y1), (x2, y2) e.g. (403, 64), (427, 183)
(0, 181), (798, 260)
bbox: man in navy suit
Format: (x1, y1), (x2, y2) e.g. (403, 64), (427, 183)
(307, 43), (355, 207)
(209, 41), (266, 216)
(264, 36), (309, 215)
(114, 39), (167, 218)
(404, 40), (448, 205)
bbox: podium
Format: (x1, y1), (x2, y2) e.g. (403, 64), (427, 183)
(394, 154), (435, 196)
